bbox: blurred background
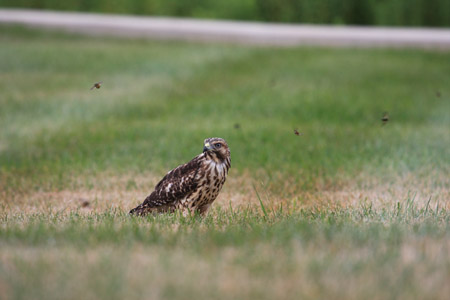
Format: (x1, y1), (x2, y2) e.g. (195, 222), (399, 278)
(0, 1), (449, 208)
(1, 0), (449, 27)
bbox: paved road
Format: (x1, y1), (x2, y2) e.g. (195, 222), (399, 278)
(1, 9), (450, 48)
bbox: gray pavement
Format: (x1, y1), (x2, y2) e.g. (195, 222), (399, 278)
(1, 9), (450, 48)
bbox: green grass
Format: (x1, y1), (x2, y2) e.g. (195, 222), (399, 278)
(1, 204), (449, 300)
(1, 26), (449, 195)
(0, 26), (449, 299)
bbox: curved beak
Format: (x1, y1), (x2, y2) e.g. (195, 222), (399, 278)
(203, 142), (212, 152)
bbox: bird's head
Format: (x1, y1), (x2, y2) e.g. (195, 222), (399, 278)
(203, 137), (230, 163)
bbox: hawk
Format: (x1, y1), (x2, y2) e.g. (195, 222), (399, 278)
(130, 137), (231, 216)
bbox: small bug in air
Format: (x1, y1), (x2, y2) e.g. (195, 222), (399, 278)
(381, 112), (389, 125)
(90, 81), (103, 90)
(294, 129), (303, 136)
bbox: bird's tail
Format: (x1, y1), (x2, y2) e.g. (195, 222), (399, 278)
(129, 202), (172, 216)
(129, 203), (148, 216)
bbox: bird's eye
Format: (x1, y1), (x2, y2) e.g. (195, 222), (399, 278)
(215, 143), (221, 148)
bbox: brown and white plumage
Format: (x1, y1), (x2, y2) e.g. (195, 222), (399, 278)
(130, 137), (231, 216)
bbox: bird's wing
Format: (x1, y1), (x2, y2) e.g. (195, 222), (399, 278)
(141, 156), (203, 208)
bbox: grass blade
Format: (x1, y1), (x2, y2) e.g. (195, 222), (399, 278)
(253, 184), (268, 218)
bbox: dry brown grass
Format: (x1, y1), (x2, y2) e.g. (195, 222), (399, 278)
(1, 169), (448, 215)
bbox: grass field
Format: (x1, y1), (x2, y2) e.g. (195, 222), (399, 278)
(0, 26), (449, 299)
